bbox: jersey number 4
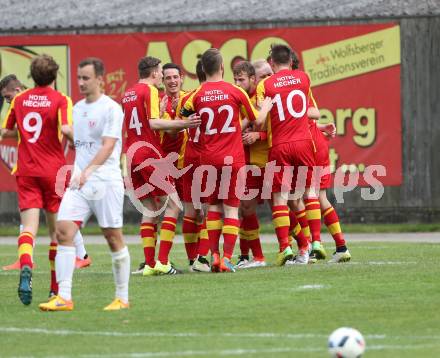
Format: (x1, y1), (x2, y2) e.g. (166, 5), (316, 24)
(129, 107), (143, 135)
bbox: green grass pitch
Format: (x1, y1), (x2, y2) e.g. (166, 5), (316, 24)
(1, 241), (439, 357)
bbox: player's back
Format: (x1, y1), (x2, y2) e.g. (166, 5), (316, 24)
(190, 81), (254, 166)
(259, 69), (311, 147)
(7, 86), (71, 177)
(122, 83), (163, 164)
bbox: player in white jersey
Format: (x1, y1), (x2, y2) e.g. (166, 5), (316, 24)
(39, 58), (130, 311)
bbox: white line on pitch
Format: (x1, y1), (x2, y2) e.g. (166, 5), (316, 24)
(2, 327), (440, 341)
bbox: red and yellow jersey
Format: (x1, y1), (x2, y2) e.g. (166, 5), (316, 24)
(175, 90), (196, 169)
(160, 90), (186, 154)
(121, 83), (164, 165)
(244, 91), (269, 168)
(2, 86), (72, 177)
(181, 81), (257, 166)
(257, 69), (312, 148)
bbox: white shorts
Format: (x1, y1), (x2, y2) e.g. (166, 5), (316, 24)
(58, 180), (124, 228)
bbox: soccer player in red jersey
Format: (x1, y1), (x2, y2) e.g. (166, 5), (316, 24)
(233, 61), (267, 269)
(159, 63), (200, 266)
(159, 63), (187, 165)
(289, 52), (351, 263)
(0, 74), (91, 273)
(123, 56), (200, 276)
(256, 44), (316, 265)
(1, 55), (74, 305)
(177, 60), (212, 272)
(181, 48), (258, 272)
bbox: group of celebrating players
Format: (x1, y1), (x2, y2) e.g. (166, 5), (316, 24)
(0, 43), (350, 312)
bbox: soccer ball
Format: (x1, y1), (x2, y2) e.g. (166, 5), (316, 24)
(328, 327), (366, 358)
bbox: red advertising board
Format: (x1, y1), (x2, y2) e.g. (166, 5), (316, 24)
(0, 23), (401, 191)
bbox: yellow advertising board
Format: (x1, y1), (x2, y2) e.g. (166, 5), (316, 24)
(302, 26), (400, 86)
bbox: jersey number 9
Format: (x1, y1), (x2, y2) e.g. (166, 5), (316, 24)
(23, 112), (43, 143)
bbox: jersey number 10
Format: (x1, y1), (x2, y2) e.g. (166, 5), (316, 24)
(273, 90), (307, 121)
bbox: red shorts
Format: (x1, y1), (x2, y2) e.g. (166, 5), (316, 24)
(269, 140), (316, 193)
(244, 166), (265, 203)
(16, 176), (62, 213)
(128, 164), (175, 200)
(202, 164), (246, 207)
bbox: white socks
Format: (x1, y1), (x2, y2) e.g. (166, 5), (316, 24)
(111, 246), (130, 303)
(73, 230), (87, 259)
(56, 245), (76, 301)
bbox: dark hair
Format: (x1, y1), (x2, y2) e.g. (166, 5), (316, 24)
(163, 63), (182, 75)
(0, 74), (22, 92)
(138, 56), (161, 79)
(30, 54), (59, 86)
(270, 44), (293, 66)
(233, 61), (255, 77)
(195, 60), (206, 83)
(201, 48), (222, 76)
(291, 50), (300, 70)
(78, 57), (105, 77)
